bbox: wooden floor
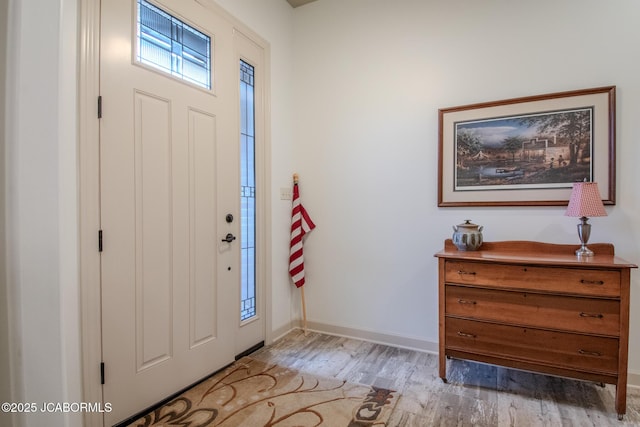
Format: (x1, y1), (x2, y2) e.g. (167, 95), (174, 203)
(251, 330), (640, 426)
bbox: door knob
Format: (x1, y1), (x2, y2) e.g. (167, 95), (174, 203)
(221, 233), (236, 243)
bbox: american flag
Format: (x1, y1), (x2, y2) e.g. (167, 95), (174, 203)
(289, 182), (315, 288)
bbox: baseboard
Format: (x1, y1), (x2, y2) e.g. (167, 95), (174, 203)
(270, 321), (296, 344)
(302, 320), (439, 354)
(628, 372), (640, 388)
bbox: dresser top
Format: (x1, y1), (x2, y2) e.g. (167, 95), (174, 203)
(435, 240), (637, 269)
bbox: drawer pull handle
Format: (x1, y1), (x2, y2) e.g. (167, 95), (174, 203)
(457, 332), (476, 338)
(580, 312), (604, 319)
(580, 279), (604, 285)
(458, 299), (477, 305)
(457, 270), (476, 276)
(578, 349), (603, 357)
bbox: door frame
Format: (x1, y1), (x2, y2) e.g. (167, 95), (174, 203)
(77, 1), (272, 425)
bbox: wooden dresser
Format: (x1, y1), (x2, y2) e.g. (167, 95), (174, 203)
(435, 240), (637, 419)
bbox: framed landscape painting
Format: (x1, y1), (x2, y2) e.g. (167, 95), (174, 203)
(438, 86), (615, 207)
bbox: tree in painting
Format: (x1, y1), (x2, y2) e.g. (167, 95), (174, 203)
(517, 109), (591, 166)
(455, 128), (482, 169)
(502, 136), (524, 162)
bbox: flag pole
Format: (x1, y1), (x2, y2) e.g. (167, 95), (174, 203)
(293, 173), (309, 336)
(300, 287), (308, 336)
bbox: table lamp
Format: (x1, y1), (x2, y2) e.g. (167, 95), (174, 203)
(565, 181), (607, 257)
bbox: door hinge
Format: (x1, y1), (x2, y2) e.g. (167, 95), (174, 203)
(98, 95), (102, 119)
(100, 362), (105, 385)
(98, 230), (103, 252)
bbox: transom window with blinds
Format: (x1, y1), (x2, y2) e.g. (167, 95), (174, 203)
(136, 0), (211, 89)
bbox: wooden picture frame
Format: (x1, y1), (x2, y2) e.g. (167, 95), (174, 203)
(438, 86), (616, 207)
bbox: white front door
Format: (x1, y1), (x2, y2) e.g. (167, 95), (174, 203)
(99, 0), (254, 424)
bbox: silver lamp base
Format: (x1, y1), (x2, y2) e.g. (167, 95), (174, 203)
(575, 245), (594, 257)
(575, 217), (593, 257)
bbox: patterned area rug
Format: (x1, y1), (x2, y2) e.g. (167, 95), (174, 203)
(128, 356), (399, 426)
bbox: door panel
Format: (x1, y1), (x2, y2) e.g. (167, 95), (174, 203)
(134, 90), (173, 371)
(189, 108), (218, 348)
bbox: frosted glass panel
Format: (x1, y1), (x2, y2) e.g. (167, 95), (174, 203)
(240, 60), (256, 322)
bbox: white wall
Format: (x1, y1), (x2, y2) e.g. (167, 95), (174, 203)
(290, 0), (640, 375)
(0, 0), (12, 425)
(3, 0), (82, 426)
(217, 0), (640, 379)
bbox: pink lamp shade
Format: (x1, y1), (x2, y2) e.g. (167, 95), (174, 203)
(565, 182), (607, 218)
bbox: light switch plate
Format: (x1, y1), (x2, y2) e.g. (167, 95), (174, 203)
(280, 187), (292, 200)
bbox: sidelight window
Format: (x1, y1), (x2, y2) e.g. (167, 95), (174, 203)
(240, 60), (256, 322)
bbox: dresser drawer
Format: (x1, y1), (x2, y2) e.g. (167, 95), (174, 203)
(444, 260), (621, 298)
(445, 285), (620, 336)
(445, 317), (618, 375)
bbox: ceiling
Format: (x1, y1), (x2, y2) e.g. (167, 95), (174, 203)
(286, 0), (319, 8)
